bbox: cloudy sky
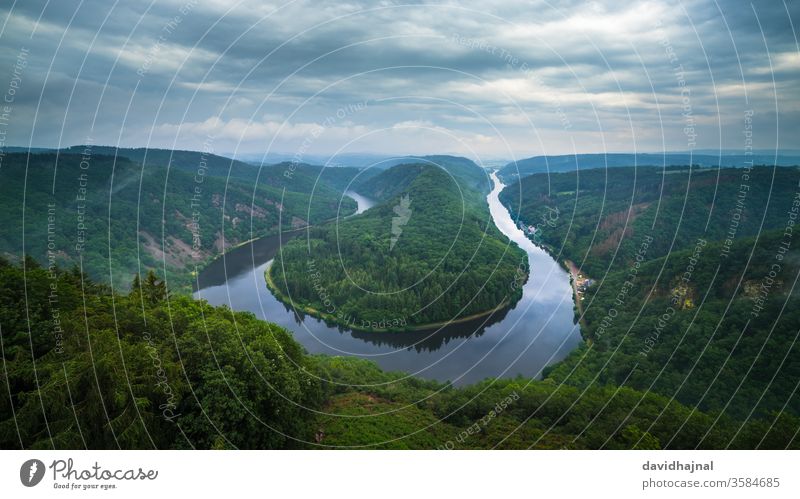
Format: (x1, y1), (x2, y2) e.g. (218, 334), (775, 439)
(1, 0), (797, 162)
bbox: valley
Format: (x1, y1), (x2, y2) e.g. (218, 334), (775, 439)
(194, 169), (580, 385)
(2, 146), (799, 450)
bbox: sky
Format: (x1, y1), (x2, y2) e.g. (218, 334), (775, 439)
(0, 0), (797, 163)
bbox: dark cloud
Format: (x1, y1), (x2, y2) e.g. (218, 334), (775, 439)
(0, 0), (797, 158)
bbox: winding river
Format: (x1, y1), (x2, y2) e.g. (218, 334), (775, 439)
(194, 173), (581, 385)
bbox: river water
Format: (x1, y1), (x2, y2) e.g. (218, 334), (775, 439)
(194, 173), (581, 385)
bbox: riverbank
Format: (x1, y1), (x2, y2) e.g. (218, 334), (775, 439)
(494, 191), (588, 333)
(191, 202), (360, 292)
(265, 262), (515, 333)
(195, 177), (581, 384)
(565, 259), (588, 328)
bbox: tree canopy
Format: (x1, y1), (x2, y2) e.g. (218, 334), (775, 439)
(269, 163), (526, 330)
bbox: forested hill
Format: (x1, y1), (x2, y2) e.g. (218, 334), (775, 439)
(496, 153), (800, 182)
(13, 145), (376, 190)
(369, 155), (492, 194)
(260, 161), (379, 193)
(55, 145), (261, 182)
(500, 166), (800, 420)
(500, 166), (800, 277)
(3, 260), (797, 449)
(546, 231), (800, 420)
(357, 161), (484, 207)
(0, 152), (357, 291)
(269, 162), (525, 330)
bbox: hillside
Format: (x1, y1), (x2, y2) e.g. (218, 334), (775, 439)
(24, 145), (374, 192)
(370, 155), (492, 193)
(2, 260), (796, 449)
(0, 152), (356, 291)
(58, 145), (262, 182)
(501, 166), (800, 419)
(260, 161), (380, 193)
(497, 153), (800, 182)
(545, 231), (800, 420)
(500, 166), (800, 276)
(268, 162), (524, 330)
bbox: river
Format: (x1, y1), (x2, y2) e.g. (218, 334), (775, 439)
(193, 172), (581, 385)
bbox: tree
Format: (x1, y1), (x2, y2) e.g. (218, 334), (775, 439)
(142, 270), (167, 304)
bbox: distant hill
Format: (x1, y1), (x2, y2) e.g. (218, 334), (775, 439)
(5, 145), (377, 193)
(497, 152), (800, 182)
(260, 161), (380, 193)
(365, 155), (492, 194)
(233, 152), (397, 169)
(2, 145), (264, 182)
(0, 146), (55, 154)
(56, 145), (265, 182)
(500, 166), (800, 276)
(0, 152), (356, 291)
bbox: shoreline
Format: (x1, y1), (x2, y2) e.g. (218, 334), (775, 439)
(497, 197), (587, 331)
(265, 263), (514, 333)
(192, 202), (360, 285)
(262, 181), (521, 333)
(564, 259), (587, 327)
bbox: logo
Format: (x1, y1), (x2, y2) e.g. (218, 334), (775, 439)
(20, 459), (45, 487)
(390, 194), (412, 251)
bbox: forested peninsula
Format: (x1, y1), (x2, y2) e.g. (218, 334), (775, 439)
(268, 161), (527, 331)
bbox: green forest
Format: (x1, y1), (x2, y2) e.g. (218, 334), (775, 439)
(2, 148), (799, 450)
(268, 161), (526, 330)
(0, 152), (358, 292)
(500, 166), (800, 276)
(3, 0), (799, 466)
(502, 166), (800, 420)
(2, 259), (796, 449)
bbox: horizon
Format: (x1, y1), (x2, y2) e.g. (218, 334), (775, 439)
(4, 144), (800, 165)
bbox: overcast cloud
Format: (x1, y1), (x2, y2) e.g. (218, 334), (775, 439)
(1, 0), (797, 161)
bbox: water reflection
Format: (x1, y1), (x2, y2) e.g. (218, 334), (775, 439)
(194, 173), (581, 385)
